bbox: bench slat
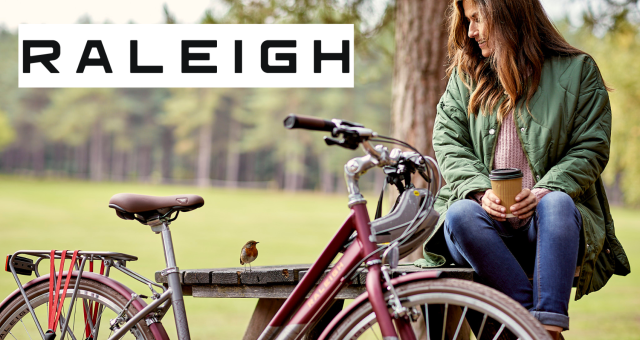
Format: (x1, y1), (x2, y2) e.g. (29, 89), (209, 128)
(191, 284), (368, 299)
(156, 265), (475, 299)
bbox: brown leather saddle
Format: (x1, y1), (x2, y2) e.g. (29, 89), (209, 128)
(109, 193), (204, 225)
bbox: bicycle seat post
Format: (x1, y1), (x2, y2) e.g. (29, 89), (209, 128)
(158, 221), (191, 340)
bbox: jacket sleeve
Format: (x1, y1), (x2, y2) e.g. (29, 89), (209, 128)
(433, 71), (492, 201)
(533, 58), (612, 198)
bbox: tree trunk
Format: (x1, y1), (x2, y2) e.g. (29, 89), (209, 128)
(284, 133), (303, 192)
(392, 0), (449, 263)
(111, 149), (125, 181)
(90, 122), (104, 181)
(161, 126), (174, 183)
(1, 147), (16, 172)
(197, 118), (213, 188)
(53, 143), (64, 173)
(244, 152), (255, 182)
(320, 151), (333, 193)
(31, 143), (44, 177)
(104, 135), (113, 180)
(392, 0), (449, 160)
(138, 144), (152, 182)
(75, 143), (88, 178)
(225, 117), (241, 188)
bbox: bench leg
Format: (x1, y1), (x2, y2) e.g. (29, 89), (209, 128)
(243, 298), (286, 340)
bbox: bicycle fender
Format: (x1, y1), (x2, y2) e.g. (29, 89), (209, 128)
(317, 270), (441, 340)
(0, 271), (170, 340)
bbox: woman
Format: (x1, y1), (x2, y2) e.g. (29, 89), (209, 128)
(429, 0), (631, 338)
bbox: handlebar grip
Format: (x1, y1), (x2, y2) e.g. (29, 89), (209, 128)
(283, 114), (336, 132)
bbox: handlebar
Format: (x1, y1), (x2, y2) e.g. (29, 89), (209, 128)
(283, 114), (336, 132)
(283, 113), (441, 207)
(283, 114), (442, 263)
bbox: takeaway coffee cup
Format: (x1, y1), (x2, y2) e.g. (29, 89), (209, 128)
(489, 168), (523, 218)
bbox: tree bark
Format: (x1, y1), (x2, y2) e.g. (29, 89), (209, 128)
(161, 126), (174, 183)
(284, 132), (303, 192)
(392, 0), (449, 265)
(138, 144), (152, 182)
(392, 0), (449, 160)
(111, 149), (125, 181)
(74, 143), (88, 178)
(320, 151), (334, 193)
(225, 116), (241, 188)
(90, 122), (104, 181)
(1, 147), (15, 172)
(197, 117), (214, 188)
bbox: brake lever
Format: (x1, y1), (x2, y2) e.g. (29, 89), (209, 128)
(324, 137), (342, 146)
(323, 136), (359, 150)
(418, 168), (431, 183)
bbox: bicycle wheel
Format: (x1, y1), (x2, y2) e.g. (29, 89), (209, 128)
(0, 277), (157, 340)
(326, 278), (550, 340)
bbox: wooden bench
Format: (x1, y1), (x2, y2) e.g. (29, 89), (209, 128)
(155, 264), (475, 339)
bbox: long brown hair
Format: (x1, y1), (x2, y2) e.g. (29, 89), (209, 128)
(446, 0), (597, 120)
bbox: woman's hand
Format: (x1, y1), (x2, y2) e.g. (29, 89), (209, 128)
(481, 189), (507, 221)
(482, 188), (538, 221)
(510, 188), (538, 219)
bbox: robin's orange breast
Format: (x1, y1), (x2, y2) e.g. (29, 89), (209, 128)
(244, 247), (258, 258)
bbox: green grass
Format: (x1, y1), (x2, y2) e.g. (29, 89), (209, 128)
(0, 176), (353, 339)
(565, 208), (640, 340)
(0, 176), (637, 339)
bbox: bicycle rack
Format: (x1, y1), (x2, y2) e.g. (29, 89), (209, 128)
(5, 250), (165, 340)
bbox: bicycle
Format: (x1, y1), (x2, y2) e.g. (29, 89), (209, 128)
(0, 115), (551, 340)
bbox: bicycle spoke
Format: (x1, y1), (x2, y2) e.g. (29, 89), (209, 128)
(370, 326), (381, 340)
(441, 303), (448, 340)
(58, 302), (65, 337)
(327, 279), (549, 340)
(491, 324), (505, 340)
(477, 314), (488, 340)
(452, 306), (468, 340)
(82, 299), (96, 339)
(20, 318), (33, 340)
(1, 279), (156, 340)
(424, 304), (430, 340)
(93, 305), (106, 339)
(58, 314), (78, 340)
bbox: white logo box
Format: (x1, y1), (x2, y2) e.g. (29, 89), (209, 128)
(19, 24), (354, 88)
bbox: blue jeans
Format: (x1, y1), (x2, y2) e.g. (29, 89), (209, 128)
(444, 192), (582, 330)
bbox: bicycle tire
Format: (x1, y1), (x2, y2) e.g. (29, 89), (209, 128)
(0, 277), (157, 340)
(326, 278), (551, 340)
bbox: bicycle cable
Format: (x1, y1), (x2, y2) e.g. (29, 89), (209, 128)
(344, 136), (440, 282)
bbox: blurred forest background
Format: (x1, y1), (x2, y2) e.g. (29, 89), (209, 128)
(1, 1), (639, 339)
(1, 0), (640, 205)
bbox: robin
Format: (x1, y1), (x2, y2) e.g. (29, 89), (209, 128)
(240, 240), (259, 272)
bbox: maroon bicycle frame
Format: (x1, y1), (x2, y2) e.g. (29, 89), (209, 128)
(259, 203), (414, 340)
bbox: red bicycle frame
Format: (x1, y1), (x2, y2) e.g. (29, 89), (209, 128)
(259, 203), (413, 340)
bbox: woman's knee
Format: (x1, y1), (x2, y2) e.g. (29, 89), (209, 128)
(536, 191), (582, 233)
(538, 191), (574, 211)
(538, 192), (578, 217)
(445, 199), (486, 235)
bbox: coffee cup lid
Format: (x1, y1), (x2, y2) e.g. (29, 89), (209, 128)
(489, 168), (523, 180)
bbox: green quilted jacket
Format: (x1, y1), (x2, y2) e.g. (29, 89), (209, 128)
(429, 54), (630, 300)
